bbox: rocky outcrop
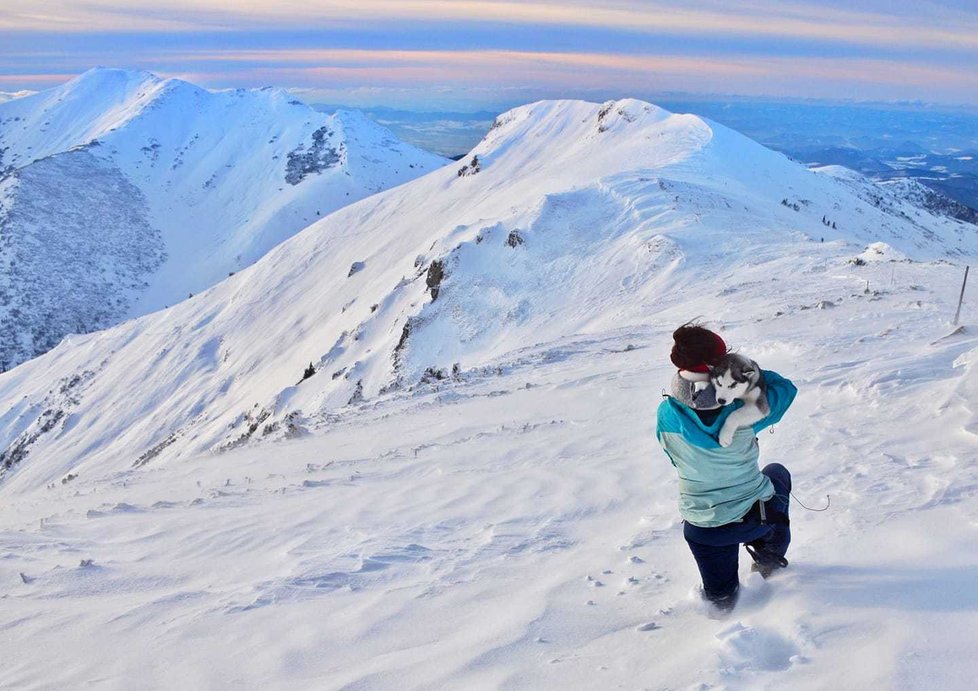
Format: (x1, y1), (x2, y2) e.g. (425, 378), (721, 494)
(285, 126), (344, 185)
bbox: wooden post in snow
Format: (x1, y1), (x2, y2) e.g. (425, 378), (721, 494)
(954, 266), (970, 326)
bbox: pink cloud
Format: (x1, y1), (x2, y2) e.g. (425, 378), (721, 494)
(4, 1), (977, 51)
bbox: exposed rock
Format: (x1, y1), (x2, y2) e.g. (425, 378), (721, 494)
(597, 102), (614, 132)
(393, 320), (413, 368)
(284, 126), (343, 185)
(348, 261), (366, 277)
(426, 260), (445, 300)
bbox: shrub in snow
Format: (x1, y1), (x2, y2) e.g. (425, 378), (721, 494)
(457, 155), (481, 177)
(348, 379), (364, 405)
(421, 367), (448, 383)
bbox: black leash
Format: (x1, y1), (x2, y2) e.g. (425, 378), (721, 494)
(791, 492), (831, 512)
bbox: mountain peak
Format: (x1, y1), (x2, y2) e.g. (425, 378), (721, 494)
(0, 67), (447, 372)
(68, 66), (163, 93)
(467, 98), (714, 181)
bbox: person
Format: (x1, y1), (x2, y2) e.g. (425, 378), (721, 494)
(655, 323), (797, 611)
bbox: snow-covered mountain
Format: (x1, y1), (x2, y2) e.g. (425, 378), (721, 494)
(879, 176), (978, 225)
(1, 98), (977, 689)
(1, 97), (975, 485)
(0, 68), (446, 370)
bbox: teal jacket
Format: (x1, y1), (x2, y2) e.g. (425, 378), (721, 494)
(656, 370), (797, 528)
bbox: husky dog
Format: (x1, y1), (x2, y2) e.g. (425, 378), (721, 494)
(710, 353), (769, 447)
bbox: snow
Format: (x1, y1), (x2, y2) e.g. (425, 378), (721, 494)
(1, 96), (978, 689)
(0, 90), (35, 104)
(856, 241), (908, 263)
(0, 68), (447, 369)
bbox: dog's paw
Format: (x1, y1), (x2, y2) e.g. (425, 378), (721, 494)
(718, 426), (735, 447)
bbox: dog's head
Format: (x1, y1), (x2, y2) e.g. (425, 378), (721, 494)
(710, 354), (759, 406)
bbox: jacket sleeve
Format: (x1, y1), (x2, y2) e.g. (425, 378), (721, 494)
(752, 370), (797, 434)
(656, 399), (679, 466)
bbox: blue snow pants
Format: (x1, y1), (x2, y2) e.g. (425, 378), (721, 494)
(683, 463), (791, 607)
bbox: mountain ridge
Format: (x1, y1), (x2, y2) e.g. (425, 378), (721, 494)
(0, 68), (447, 370)
(1, 95), (975, 490)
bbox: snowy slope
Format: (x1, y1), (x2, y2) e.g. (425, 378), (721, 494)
(0, 68), (447, 369)
(878, 175), (978, 225)
(1, 98), (977, 689)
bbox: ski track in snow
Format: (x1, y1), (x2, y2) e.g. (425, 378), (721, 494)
(0, 97), (977, 689)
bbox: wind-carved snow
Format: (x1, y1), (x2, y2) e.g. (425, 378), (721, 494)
(0, 68), (447, 369)
(395, 183), (678, 379)
(1, 96), (978, 690)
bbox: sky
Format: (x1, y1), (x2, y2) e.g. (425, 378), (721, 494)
(2, 0), (978, 111)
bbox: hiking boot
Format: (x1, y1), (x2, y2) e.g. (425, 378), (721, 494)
(745, 544), (788, 579)
(702, 584), (739, 614)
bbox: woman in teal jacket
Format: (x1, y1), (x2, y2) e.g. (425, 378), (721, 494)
(656, 324), (797, 611)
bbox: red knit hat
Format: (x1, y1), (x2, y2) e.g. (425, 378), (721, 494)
(670, 327), (727, 372)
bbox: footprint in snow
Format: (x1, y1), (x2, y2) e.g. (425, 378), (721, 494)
(715, 622), (799, 673)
